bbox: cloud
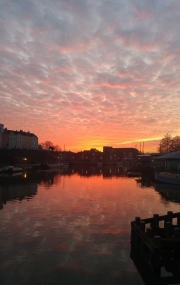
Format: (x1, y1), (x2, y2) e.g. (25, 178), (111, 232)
(0, 0), (180, 152)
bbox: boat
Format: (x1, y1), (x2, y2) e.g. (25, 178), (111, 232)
(40, 162), (61, 170)
(62, 163), (68, 169)
(1, 165), (24, 174)
(127, 171), (141, 177)
(155, 171), (180, 185)
(1, 172), (24, 177)
(116, 162), (123, 166)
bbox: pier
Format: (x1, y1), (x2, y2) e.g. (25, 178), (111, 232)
(131, 211), (180, 280)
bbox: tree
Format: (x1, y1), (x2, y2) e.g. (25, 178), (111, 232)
(41, 141), (54, 150)
(170, 136), (180, 152)
(158, 133), (172, 153)
(40, 141), (61, 151)
(49, 146), (55, 151)
(54, 145), (61, 151)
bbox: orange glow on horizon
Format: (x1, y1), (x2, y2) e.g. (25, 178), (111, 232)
(48, 137), (160, 153)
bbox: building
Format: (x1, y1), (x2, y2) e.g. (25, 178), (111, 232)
(0, 124), (38, 150)
(9, 130), (17, 148)
(103, 146), (139, 164)
(59, 147), (139, 165)
(0, 124), (4, 148)
(154, 151), (180, 172)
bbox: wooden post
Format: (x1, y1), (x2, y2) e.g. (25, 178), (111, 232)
(174, 228), (180, 238)
(140, 221), (145, 232)
(131, 223), (139, 246)
(177, 215), (180, 227)
(131, 225), (137, 245)
(166, 222), (172, 237)
(153, 236), (161, 248)
(135, 216), (140, 226)
(146, 227), (153, 238)
(152, 214), (159, 233)
(167, 211), (173, 223)
(152, 236), (161, 276)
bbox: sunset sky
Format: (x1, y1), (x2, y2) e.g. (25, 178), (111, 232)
(1, 0), (180, 152)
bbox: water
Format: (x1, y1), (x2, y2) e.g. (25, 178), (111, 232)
(0, 167), (180, 285)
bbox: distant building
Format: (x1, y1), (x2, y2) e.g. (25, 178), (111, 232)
(0, 124), (4, 133)
(0, 124), (4, 148)
(0, 124), (38, 149)
(60, 146), (139, 165)
(103, 146), (139, 164)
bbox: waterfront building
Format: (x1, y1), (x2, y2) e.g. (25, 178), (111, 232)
(1, 131), (9, 148)
(0, 124), (3, 147)
(31, 133), (38, 149)
(0, 124), (4, 133)
(59, 147), (139, 165)
(16, 131), (24, 149)
(0, 124), (38, 150)
(103, 146), (139, 164)
(24, 132), (31, 149)
(154, 151), (180, 171)
(9, 130), (17, 148)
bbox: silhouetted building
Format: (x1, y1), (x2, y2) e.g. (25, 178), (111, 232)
(0, 124), (38, 149)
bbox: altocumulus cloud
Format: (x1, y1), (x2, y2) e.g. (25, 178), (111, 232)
(0, 0), (180, 151)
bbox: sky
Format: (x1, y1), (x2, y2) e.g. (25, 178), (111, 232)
(0, 0), (180, 153)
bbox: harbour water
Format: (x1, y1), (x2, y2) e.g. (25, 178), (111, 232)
(1, 166), (180, 285)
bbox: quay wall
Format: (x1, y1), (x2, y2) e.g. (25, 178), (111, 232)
(0, 148), (59, 166)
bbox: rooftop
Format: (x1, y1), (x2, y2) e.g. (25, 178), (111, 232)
(155, 151), (180, 160)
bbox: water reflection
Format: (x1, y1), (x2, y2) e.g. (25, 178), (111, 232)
(1, 168), (180, 285)
(154, 183), (180, 204)
(63, 165), (131, 178)
(0, 171), (62, 208)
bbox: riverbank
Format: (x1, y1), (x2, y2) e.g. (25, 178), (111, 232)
(0, 148), (59, 166)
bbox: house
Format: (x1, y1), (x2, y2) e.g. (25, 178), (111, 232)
(0, 123), (38, 150)
(154, 151), (180, 172)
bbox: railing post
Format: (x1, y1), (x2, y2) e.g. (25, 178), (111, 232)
(152, 236), (161, 275)
(166, 222), (172, 237)
(177, 215), (180, 227)
(167, 211), (173, 223)
(140, 221), (145, 232)
(135, 216), (140, 226)
(146, 227), (153, 238)
(152, 214), (159, 234)
(174, 228), (180, 238)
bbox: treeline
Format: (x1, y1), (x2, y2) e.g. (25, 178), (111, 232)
(158, 133), (180, 153)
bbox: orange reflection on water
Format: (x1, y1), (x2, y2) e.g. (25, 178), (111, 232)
(1, 172), (180, 284)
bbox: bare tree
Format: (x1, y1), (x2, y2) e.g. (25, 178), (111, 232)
(170, 136), (180, 152)
(158, 133), (172, 153)
(41, 141), (54, 150)
(40, 141), (61, 151)
(54, 145), (61, 151)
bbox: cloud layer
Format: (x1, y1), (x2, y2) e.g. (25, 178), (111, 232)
(1, 0), (180, 151)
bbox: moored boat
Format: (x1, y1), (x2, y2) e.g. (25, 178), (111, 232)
(155, 171), (180, 185)
(40, 162), (61, 170)
(1, 166), (24, 174)
(62, 163), (68, 169)
(127, 171), (141, 177)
